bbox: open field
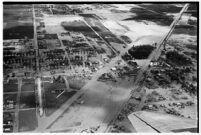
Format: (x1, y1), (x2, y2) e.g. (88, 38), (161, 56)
(19, 109), (38, 132)
(20, 92), (36, 109)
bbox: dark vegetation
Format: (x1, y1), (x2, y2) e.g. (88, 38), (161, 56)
(166, 51), (192, 66)
(128, 45), (155, 59)
(126, 7), (174, 26)
(136, 4), (182, 13)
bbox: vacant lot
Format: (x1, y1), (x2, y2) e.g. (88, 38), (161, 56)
(3, 4), (33, 39)
(20, 92), (36, 109)
(21, 83), (35, 92)
(19, 109), (38, 132)
(4, 83), (18, 92)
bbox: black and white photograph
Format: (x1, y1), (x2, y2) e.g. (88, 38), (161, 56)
(2, 1), (198, 133)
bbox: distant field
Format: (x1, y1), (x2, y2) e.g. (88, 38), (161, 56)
(4, 83), (18, 92)
(136, 4), (182, 13)
(3, 4), (33, 39)
(19, 109), (38, 132)
(127, 7), (174, 26)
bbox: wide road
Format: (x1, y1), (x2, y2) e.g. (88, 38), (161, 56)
(13, 78), (22, 132)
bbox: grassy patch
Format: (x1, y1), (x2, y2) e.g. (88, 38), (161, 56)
(19, 110), (38, 132)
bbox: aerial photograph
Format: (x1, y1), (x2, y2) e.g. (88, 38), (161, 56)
(3, 2), (198, 133)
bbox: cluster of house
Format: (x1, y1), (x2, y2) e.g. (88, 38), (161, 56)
(40, 49), (69, 70)
(4, 40), (36, 71)
(3, 100), (15, 110)
(3, 113), (14, 132)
